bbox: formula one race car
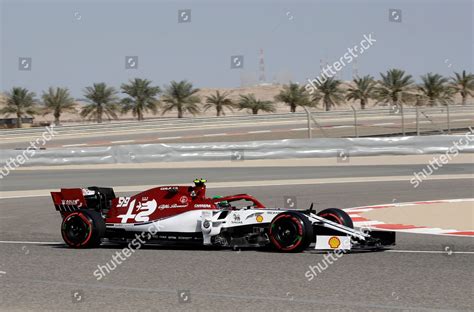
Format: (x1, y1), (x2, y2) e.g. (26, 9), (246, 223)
(51, 179), (395, 252)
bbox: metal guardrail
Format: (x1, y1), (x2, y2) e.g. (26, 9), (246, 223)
(307, 105), (473, 138)
(0, 135), (472, 167)
(1, 105), (472, 138)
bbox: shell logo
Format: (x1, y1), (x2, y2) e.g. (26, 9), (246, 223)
(256, 215), (264, 223)
(328, 236), (341, 249)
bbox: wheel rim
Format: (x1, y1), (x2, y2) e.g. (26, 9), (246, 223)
(62, 214), (91, 246)
(271, 215), (303, 250)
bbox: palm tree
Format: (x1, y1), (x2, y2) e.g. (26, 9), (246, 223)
(238, 94), (276, 115)
(274, 82), (312, 113)
(345, 75), (376, 110)
(80, 83), (119, 123)
(311, 77), (345, 111)
(42, 87), (76, 125)
(374, 69), (415, 107)
(161, 80), (201, 118)
(204, 91), (235, 116)
(418, 73), (454, 106)
(0, 87), (37, 128)
(121, 78), (161, 121)
(450, 70), (474, 105)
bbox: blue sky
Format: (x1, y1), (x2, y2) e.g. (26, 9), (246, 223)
(1, 0), (472, 97)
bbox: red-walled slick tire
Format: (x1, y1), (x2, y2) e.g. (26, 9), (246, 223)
(269, 211), (313, 253)
(61, 210), (105, 248)
(317, 208), (353, 228)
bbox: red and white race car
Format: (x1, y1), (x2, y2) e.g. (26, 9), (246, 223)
(51, 179), (395, 252)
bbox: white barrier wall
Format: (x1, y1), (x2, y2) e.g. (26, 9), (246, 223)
(1, 135), (473, 167)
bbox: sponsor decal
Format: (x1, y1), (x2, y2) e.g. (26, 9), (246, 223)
(135, 200), (157, 222)
(328, 236), (341, 249)
(158, 204), (188, 210)
(245, 213), (256, 219)
(117, 199), (158, 223)
(231, 214), (242, 224)
(81, 189), (96, 196)
(256, 215), (264, 223)
(160, 186), (179, 191)
(61, 199), (81, 206)
(61, 199), (79, 205)
(194, 204), (212, 208)
(180, 196), (189, 204)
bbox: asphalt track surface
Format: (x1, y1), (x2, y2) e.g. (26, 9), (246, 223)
(1, 165), (473, 311)
(2, 163), (472, 192)
(0, 114), (472, 149)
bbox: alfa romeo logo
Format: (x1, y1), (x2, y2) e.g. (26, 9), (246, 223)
(179, 196), (188, 204)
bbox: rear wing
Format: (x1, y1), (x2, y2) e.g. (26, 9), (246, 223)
(51, 187), (116, 217)
(51, 188), (87, 214)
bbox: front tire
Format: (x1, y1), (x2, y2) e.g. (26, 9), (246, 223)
(61, 210), (105, 248)
(269, 211), (313, 253)
(317, 208), (353, 228)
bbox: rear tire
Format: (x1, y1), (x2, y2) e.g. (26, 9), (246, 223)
(269, 211), (313, 253)
(61, 210), (105, 248)
(317, 208), (353, 228)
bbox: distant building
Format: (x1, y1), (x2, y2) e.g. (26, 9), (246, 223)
(0, 117), (34, 128)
